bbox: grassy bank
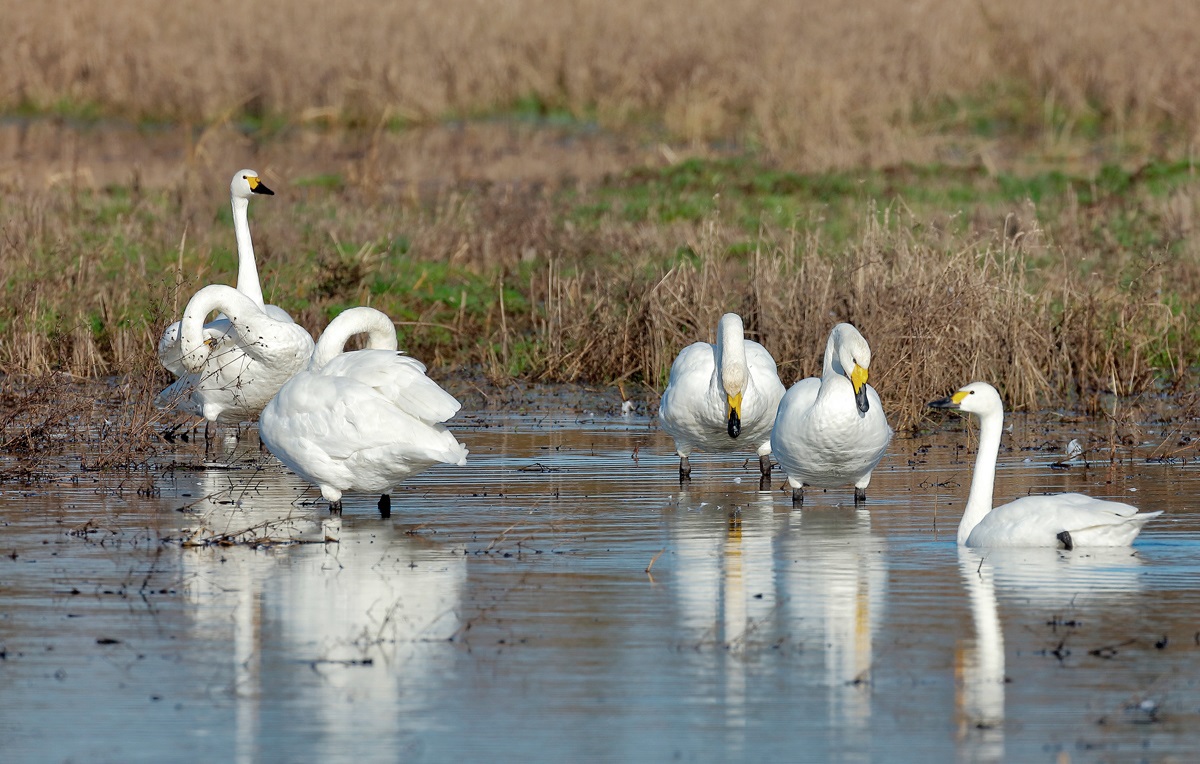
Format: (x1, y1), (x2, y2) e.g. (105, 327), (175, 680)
(1, 134), (1198, 428)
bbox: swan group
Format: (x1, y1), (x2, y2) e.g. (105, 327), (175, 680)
(156, 170), (313, 445)
(658, 313), (785, 489)
(149, 169), (1165, 546)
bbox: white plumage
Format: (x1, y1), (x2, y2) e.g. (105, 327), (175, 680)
(929, 381), (1160, 548)
(157, 284), (314, 425)
(258, 307), (468, 512)
(158, 169), (294, 377)
(658, 313), (785, 487)
(771, 322), (893, 504)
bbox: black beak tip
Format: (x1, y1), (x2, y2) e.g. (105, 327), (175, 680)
(855, 388), (870, 414)
(928, 397), (953, 410)
(255, 183), (275, 196)
(727, 412), (741, 439)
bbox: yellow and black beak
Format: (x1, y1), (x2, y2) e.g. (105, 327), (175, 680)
(850, 364), (870, 414)
(248, 175), (274, 196)
(726, 392), (742, 438)
(928, 389), (969, 410)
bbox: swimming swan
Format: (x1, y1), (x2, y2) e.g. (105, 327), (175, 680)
(928, 382), (1161, 548)
(258, 307), (469, 513)
(658, 313), (785, 488)
(156, 284), (314, 432)
(158, 169), (293, 378)
(771, 322), (892, 505)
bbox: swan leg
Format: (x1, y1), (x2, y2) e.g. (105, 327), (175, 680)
(378, 494), (391, 518)
(791, 486), (804, 505)
(679, 455), (692, 482)
(204, 420), (216, 456)
(758, 454), (772, 491)
(854, 487), (867, 505)
(1056, 530), (1074, 550)
(329, 499), (343, 515)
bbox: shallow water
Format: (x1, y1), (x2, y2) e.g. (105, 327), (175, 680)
(2, 404), (1200, 763)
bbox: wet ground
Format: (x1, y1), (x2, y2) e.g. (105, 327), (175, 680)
(2, 394), (1200, 763)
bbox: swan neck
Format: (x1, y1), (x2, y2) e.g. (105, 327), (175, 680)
(312, 310), (398, 369)
(822, 329), (839, 377)
(232, 195), (265, 308)
(960, 407), (1003, 544)
(716, 319), (748, 394)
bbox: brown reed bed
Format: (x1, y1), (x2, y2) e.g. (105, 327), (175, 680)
(5, 1), (1200, 168)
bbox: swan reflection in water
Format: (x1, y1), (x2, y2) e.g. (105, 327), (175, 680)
(670, 489), (886, 756)
(955, 546), (1147, 763)
(175, 463), (465, 763)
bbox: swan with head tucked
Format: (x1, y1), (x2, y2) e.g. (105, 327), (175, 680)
(158, 169), (294, 378)
(258, 307), (469, 513)
(156, 284), (314, 434)
(928, 382), (1161, 548)
(770, 322), (892, 505)
(658, 313), (786, 488)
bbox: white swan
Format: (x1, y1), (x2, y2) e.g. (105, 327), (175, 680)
(658, 313), (786, 488)
(156, 284), (314, 435)
(158, 169), (294, 377)
(258, 307), (469, 513)
(770, 322), (893, 505)
(928, 382), (1161, 548)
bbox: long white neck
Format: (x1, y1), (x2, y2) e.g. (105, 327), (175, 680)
(821, 328), (839, 377)
(311, 307), (398, 369)
(232, 195), (266, 308)
(179, 284), (267, 370)
(716, 315), (747, 394)
(959, 406), (1003, 544)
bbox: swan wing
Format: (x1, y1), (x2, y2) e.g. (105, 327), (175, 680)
(318, 350), (461, 425)
(658, 341), (721, 448)
(969, 494), (1160, 547)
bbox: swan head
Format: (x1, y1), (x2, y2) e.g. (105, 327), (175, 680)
(830, 323), (872, 414)
(230, 169), (274, 200)
(928, 381), (1003, 417)
(180, 331), (220, 373)
(716, 313), (748, 438)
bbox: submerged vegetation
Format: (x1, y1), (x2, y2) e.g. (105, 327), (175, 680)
(2, 1), (1200, 429)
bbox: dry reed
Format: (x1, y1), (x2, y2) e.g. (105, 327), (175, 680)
(4, 1), (1200, 167)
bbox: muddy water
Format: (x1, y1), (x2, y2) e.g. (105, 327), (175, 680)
(2, 403), (1200, 763)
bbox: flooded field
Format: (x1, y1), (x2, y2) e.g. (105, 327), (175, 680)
(2, 393), (1200, 763)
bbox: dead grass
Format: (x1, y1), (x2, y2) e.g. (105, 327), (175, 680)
(5, 1), (1200, 166)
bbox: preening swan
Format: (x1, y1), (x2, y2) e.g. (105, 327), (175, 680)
(258, 307), (469, 513)
(158, 169), (294, 378)
(770, 322), (892, 505)
(658, 313), (786, 489)
(928, 382), (1161, 548)
(155, 284), (314, 433)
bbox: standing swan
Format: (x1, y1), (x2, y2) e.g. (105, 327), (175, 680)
(928, 382), (1161, 548)
(158, 169), (294, 378)
(658, 313), (786, 489)
(771, 323), (892, 505)
(258, 307), (469, 514)
(156, 285), (314, 442)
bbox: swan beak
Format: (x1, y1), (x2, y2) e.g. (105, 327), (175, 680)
(928, 389), (969, 410)
(851, 364), (870, 414)
(726, 392), (743, 439)
(248, 176), (274, 196)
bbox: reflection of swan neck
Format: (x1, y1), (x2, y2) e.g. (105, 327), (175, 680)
(311, 308), (399, 370)
(232, 194), (265, 308)
(961, 407), (1003, 544)
(716, 313), (747, 394)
